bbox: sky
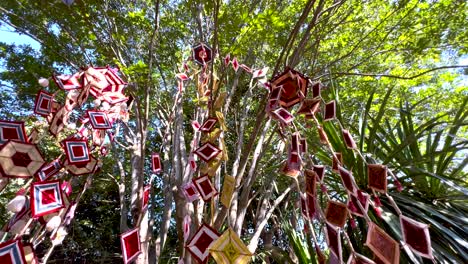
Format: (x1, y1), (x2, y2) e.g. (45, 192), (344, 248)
(0, 25), (41, 50)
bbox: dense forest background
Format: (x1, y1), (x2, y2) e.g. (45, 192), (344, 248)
(0, 0), (467, 263)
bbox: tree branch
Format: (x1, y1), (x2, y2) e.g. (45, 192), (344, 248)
(314, 65), (468, 80)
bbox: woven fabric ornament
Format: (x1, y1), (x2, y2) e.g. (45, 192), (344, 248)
(272, 108), (294, 125)
(194, 143), (221, 162)
(48, 107), (66, 136)
(318, 126), (329, 144)
(0, 121), (27, 144)
(183, 215), (192, 242)
(347, 192), (370, 217)
(304, 194), (317, 220)
(338, 166), (358, 195)
(209, 227), (252, 264)
(252, 67), (268, 79)
(199, 118), (217, 132)
(120, 228), (141, 264)
(186, 223), (220, 264)
(368, 164), (387, 193)
(400, 215), (432, 259)
(151, 153), (162, 173)
(193, 175), (218, 202)
(101, 92), (128, 105)
(52, 73), (82, 90)
(142, 186), (150, 209)
(300, 138), (307, 154)
(87, 111), (112, 130)
(0, 141), (45, 178)
(332, 152), (342, 172)
(312, 82), (322, 98)
(342, 129), (357, 149)
(192, 43), (213, 65)
(313, 165), (325, 182)
(220, 175), (235, 208)
(64, 155), (97, 176)
(100, 67), (127, 93)
(63, 139), (90, 164)
(30, 180), (64, 217)
(305, 169), (317, 196)
(324, 100), (336, 121)
(34, 90), (54, 117)
(297, 98), (320, 118)
(232, 58), (239, 72)
(0, 239), (27, 264)
(366, 223), (400, 264)
(325, 200), (348, 228)
(290, 133), (300, 154)
(36, 159), (62, 182)
(182, 182), (200, 202)
(270, 68), (308, 109)
(325, 223), (342, 262)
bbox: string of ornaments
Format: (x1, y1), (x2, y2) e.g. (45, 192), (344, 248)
(0, 66), (130, 263)
(159, 43), (433, 264)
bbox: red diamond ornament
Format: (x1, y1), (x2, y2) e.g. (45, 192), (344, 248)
(120, 228), (141, 264)
(400, 215), (432, 259)
(30, 180), (65, 217)
(186, 223), (220, 264)
(193, 175), (218, 202)
(366, 223), (400, 264)
(0, 121), (27, 144)
(368, 164), (387, 193)
(34, 90), (54, 117)
(194, 143), (221, 162)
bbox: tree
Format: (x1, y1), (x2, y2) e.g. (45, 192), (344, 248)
(0, 0), (466, 263)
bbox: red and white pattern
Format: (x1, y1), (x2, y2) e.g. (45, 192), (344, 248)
(192, 44), (213, 65)
(368, 164), (388, 193)
(36, 159), (62, 182)
(338, 166), (358, 195)
(64, 155), (97, 176)
(53, 73), (82, 90)
(342, 129), (357, 149)
(194, 143), (221, 162)
(186, 223), (220, 264)
(88, 111), (112, 130)
(272, 108), (294, 125)
(63, 139), (90, 164)
(366, 223), (400, 264)
(120, 228), (141, 264)
(151, 153), (162, 173)
(142, 186), (151, 209)
(0, 120), (27, 144)
(199, 118), (217, 132)
(0, 141), (45, 178)
(192, 175), (218, 202)
(313, 165), (325, 182)
(0, 239), (27, 264)
(325, 223), (342, 263)
(231, 57), (239, 72)
(400, 215), (432, 259)
(324, 100), (336, 121)
(34, 90), (54, 117)
(182, 182), (200, 202)
(30, 180), (65, 217)
(347, 191), (369, 217)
